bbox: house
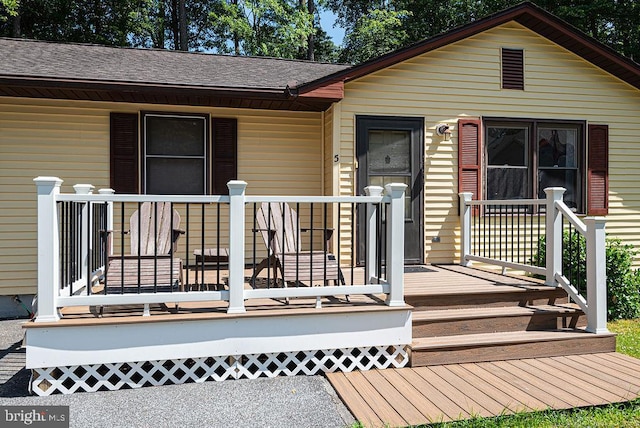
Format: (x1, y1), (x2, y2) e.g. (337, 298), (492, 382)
(2, 2), (639, 317)
(0, 2), (637, 396)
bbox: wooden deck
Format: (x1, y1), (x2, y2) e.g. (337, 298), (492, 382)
(47, 263), (570, 325)
(328, 352), (640, 427)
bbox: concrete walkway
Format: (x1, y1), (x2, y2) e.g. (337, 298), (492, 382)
(0, 319), (355, 428)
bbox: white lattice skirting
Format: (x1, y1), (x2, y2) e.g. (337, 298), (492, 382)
(30, 345), (409, 395)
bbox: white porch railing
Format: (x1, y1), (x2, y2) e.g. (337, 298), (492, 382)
(34, 177), (407, 321)
(460, 187), (607, 334)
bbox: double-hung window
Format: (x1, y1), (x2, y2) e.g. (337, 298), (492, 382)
(484, 120), (584, 210)
(143, 113), (208, 195)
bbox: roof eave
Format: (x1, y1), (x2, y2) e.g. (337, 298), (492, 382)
(0, 76), (339, 111)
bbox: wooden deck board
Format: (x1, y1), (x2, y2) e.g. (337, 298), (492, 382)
(378, 369), (444, 422)
(364, 370), (428, 426)
(395, 367), (464, 421)
(485, 360), (574, 408)
(325, 372), (384, 428)
(528, 357), (626, 403)
(328, 353), (640, 427)
(343, 371), (407, 427)
(446, 364), (530, 413)
(460, 363), (550, 410)
(428, 365), (507, 416)
(570, 354), (640, 389)
(503, 360), (595, 408)
(414, 366), (490, 418)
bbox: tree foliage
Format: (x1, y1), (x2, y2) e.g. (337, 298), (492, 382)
(1, 0), (638, 64)
(328, 0), (640, 63)
(0, 0), (335, 60)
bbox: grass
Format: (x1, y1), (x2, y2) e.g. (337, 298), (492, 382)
(351, 319), (640, 428)
(610, 318), (640, 358)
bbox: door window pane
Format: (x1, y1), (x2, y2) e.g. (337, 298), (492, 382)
(369, 176), (412, 220)
(368, 130), (411, 174)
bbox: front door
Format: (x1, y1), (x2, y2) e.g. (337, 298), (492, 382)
(356, 116), (424, 264)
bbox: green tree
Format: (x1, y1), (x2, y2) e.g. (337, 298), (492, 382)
(331, 0), (640, 64)
(209, 0), (314, 58)
(339, 7), (409, 63)
(1, 0), (141, 46)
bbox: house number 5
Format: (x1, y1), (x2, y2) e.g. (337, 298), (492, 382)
(334, 154), (340, 163)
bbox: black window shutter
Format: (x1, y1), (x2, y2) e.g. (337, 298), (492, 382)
(502, 48), (524, 90)
(212, 117), (238, 195)
(458, 119), (482, 201)
(110, 113), (139, 194)
(587, 124), (609, 215)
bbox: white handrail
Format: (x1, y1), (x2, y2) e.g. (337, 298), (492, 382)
(555, 200), (587, 235)
(459, 187), (608, 335)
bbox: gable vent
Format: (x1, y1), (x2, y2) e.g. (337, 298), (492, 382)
(502, 48), (524, 90)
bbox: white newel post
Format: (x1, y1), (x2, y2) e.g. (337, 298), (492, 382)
(385, 183), (407, 307)
(459, 192), (473, 267)
(544, 187), (565, 287)
(227, 180), (247, 314)
(34, 176), (63, 322)
(73, 184), (95, 296)
(585, 217), (608, 334)
(98, 188), (115, 257)
(364, 186), (383, 283)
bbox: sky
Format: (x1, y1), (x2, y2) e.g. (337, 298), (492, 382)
(320, 9), (345, 46)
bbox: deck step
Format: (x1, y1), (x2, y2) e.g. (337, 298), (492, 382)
(406, 286), (569, 311)
(412, 304), (585, 337)
(410, 329), (616, 366)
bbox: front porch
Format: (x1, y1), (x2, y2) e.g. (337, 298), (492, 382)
(25, 177), (616, 397)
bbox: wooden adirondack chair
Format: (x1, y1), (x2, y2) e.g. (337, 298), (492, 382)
(252, 202), (344, 287)
(104, 202), (184, 293)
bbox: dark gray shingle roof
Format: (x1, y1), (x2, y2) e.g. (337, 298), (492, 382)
(0, 38), (350, 90)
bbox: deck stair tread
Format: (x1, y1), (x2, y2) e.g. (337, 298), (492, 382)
(412, 304), (582, 322)
(412, 329), (614, 349)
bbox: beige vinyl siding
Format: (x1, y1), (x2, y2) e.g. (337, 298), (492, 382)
(0, 97), (323, 295)
(338, 22), (640, 265)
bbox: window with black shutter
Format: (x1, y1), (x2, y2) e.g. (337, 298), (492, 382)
(110, 112), (237, 195)
(142, 113), (209, 195)
(110, 113), (139, 194)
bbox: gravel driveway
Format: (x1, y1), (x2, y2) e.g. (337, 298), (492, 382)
(0, 319), (355, 428)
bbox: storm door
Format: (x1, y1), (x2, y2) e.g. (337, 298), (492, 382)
(356, 116), (424, 264)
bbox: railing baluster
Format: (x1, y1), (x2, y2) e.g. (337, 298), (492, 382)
(295, 202), (300, 286)
(185, 203), (190, 289)
(201, 203), (205, 290)
(252, 203), (257, 289)
(170, 203), (174, 293)
(323, 203), (327, 285)
(350, 202), (355, 286)
(217, 203), (221, 289)
(266, 203), (271, 289)
(309, 203), (314, 287)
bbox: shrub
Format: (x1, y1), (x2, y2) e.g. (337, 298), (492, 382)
(530, 233), (640, 320)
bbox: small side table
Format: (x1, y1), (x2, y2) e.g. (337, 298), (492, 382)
(193, 248), (230, 289)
